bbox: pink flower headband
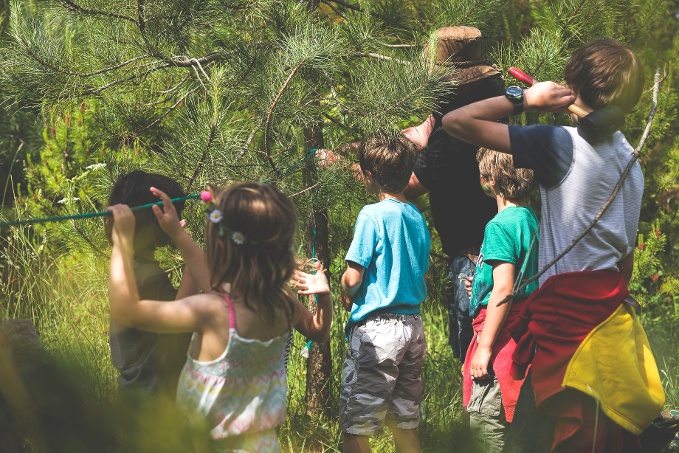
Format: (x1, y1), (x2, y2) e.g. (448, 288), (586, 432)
(200, 190), (248, 245)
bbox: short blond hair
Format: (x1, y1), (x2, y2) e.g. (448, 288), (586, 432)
(477, 148), (536, 201)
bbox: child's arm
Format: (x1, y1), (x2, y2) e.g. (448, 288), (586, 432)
(292, 262), (332, 343)
(469, 262), (514, 380)
(341, 262), (364, 311)
(108, 204), (225, 333)
(150, 187), (211, 293)
(175, 265), (200, 299)
(441, 82), (576, 152)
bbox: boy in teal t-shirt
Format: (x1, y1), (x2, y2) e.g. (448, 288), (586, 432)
(470, 206), (538, 317)
(463, 148), (538, 453)
(340, 135), (430, 453)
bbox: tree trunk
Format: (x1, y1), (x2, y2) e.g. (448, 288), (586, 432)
(302, 123), (333, 418)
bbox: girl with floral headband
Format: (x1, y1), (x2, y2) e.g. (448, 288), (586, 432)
(108, 182), (332, 452)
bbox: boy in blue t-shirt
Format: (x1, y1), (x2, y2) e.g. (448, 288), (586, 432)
(340, 135), (430, 453)
(463, 148), (538, 453)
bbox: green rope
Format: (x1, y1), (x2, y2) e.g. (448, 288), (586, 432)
(3, 148), (321, 230)
(0, 193), (201, 228)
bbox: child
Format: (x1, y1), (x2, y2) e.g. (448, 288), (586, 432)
(443, 39), (664, 452)
(340, 135), (430, 453)
(463, 148), (538, 453)
(106, 171), (196, 397)
(108, 182), (332, 452)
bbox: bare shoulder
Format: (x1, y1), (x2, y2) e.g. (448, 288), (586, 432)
(183, 292), (229, 323)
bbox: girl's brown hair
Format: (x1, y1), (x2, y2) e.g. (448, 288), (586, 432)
(207, 182), (297, 325)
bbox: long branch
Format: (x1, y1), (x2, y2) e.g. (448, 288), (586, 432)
(19, 39), (151, 77)
(261, 61), (304, 177)
(500, 68), (663, 304)
(142, 87), (199, 130)
(353, 52), (409, 65)
(60, 0), (137, 24)
(324, 0), (362, 11)
(83, 62), (172, 95)
(321, 0), (345, 17)
(187, 120), (219, 191)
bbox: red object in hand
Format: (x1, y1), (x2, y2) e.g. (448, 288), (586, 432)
(508, 67), (536, 86)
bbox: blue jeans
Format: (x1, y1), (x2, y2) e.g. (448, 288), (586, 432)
(447, 255), (475, 361)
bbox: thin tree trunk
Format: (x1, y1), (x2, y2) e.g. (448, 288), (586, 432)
(302, 122), (333, 418)
(301, 0), (332, 419)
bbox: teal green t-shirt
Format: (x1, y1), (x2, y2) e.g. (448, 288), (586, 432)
(469, 206), (539, 317)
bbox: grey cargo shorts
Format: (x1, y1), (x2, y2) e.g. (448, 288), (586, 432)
(340, 313), (426, 435)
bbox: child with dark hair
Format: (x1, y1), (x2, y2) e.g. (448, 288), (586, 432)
(463, 148), (538, 453)
(341, 135), (430, 453)
(106, 171), (195, 397)
(108, 182), (332, 451)
(443, 38), (664, 452)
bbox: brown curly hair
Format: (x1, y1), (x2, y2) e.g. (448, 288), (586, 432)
(206, 182), (297, 325)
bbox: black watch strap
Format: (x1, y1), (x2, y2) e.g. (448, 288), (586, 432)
(505, 86), (525, 114)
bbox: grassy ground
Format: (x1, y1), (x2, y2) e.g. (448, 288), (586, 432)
(1, 224), (677, 452)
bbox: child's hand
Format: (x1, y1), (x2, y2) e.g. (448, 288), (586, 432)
(340, 292), (352, 312)
(293, 261), (330, 296)
(464, 275), (473, 298)
(150, 187), (184, 238)
(470, 344), (492, 381)
(108, 204), (136, 244)
(315, 149), (340, 169)
(525, 81), (576, 113)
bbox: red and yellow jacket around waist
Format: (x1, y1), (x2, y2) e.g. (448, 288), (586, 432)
(508, 270), (665, 451)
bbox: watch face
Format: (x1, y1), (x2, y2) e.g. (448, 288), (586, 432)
(506, 85), (523, 100)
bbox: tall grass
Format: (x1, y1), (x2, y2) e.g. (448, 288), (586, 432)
(0, 222), (117, 400)
(1, 211), (677, 452)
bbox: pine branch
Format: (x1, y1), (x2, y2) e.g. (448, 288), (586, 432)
(499, 68), (663, 305)
(60, 0), (137, 24)
(321, 0), (345, 18)
(262, 61), (304, 177)
(187, 118), (219, 191)
(168, 53), (223, 68)
(324, 0), (361, 11)
(16, 38), (152, 78)
(290, 181), (321, 198)
(382, 44), (416, 48)
(353, 52), (410, 65)
(83, 62), (172, 95)
(142, 87), (199, 130)
(158, 74), (191, 94)
(323, 113), (353, 132)
(136, 0), (146, 32)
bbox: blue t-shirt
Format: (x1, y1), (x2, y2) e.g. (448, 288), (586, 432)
(345, 198), (430, 333)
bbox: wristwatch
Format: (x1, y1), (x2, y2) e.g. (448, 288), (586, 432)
(505, 85), (525, 114)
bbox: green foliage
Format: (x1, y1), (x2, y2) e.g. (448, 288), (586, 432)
(1, 0), (678, 450)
